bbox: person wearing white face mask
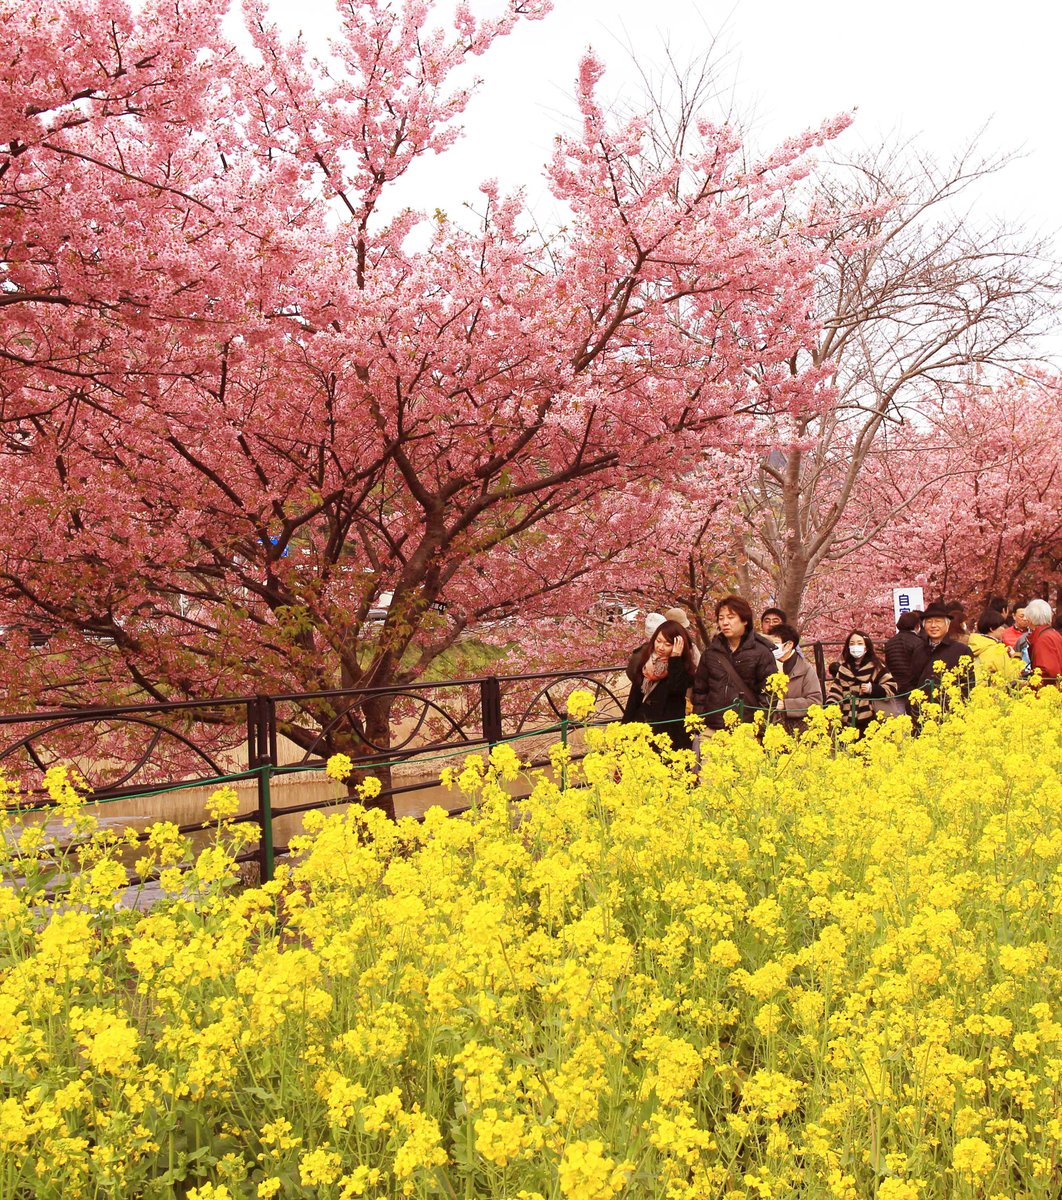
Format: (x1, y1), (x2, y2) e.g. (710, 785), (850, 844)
(767, 623), (823, 731)
(827, 630), (898, 733)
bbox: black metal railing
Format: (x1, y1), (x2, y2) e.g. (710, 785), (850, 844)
(0, 666), (630, 885)
(0, 643), (868, 887)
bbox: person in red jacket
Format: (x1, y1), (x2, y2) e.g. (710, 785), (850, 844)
(1024, 600), (1062, 684)
(1000, 599), (1029, 649)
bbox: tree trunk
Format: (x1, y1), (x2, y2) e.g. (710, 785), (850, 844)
(344, 692), (396, 819)
(283, 691), (398, 819)
(776, 563), (811, 628)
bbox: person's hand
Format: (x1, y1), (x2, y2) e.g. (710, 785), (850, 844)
(861, 683), (872, 694)
(671, 635), (684, 657)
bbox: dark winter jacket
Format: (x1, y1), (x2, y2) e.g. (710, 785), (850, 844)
(883, 629), (924, 696)
(908, 636), (974, 693)
(622, 657), (694, 749)
(826, 658), (897, 726)
(693, 628), (776, 729)
(625, 643), (646, 684)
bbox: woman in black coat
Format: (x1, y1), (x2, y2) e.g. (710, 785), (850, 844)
(693, 595), (777, 728)
(622, 619), (695, 749)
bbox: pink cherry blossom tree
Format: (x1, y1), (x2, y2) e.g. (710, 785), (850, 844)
(859, 378), (1062, 614)
(0, 0), (847, 773)
(610, 53), (1058, 634)
(782, 376), (1062, 640)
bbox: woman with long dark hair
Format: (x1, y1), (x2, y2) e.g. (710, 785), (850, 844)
(622, 619), (696, 749)
(826, 630), (898, 732)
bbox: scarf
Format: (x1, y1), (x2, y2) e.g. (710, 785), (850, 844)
(641, 650), (670, 699)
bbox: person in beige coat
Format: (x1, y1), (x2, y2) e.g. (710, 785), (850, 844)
(767, 623), (823, 729)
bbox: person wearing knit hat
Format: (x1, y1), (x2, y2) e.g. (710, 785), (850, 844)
(627, 613), (667, 683)
(908, 600), (974, 694)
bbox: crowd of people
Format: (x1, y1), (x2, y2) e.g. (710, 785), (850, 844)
(621, 593), (1062, 749)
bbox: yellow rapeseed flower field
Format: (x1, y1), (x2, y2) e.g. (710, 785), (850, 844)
(0, 683), (1060, 1199)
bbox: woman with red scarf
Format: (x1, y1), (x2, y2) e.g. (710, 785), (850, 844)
(622, 619), (696, 749)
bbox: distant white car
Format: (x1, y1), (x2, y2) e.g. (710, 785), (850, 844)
(598, 594), (641, 623)
(368, 590), (393, 621)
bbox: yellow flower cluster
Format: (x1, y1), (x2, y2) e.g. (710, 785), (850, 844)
(764, 670), (790, 701)
(565, 688), (597, 722)
(0, 683), (1060, 1198)
(326, 752), (355, 782)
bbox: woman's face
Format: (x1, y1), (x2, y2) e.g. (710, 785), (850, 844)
(718, 607), (746, 639)
(848, 636), (867, 658)
(653, 631), (674, 656)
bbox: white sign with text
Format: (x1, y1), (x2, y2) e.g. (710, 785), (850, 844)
(893, 587), (925, 625)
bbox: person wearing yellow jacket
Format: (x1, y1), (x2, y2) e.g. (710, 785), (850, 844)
(969, 609), (1022, 684)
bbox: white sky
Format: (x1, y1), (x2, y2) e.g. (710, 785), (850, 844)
(260, 0), (1062, 358)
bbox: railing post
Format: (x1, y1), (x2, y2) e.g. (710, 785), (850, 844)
(253, 694), (276, 883)
(245, 697), (258, 773)
(481, 675), (503, 746)
(812, 641), (827, 703)
(559, 716), (569, 792)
